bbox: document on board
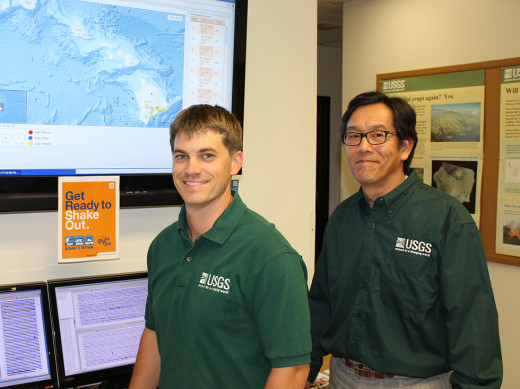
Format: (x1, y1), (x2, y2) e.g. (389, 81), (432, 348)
(58, 176), (119, 263)
(382, 70), (485, 223)
(496, 66), (520, 256)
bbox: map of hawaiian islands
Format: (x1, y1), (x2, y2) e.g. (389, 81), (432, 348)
(0, 0), (185, 127)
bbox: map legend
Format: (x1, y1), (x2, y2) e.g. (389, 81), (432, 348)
(0, 129), (57, 147)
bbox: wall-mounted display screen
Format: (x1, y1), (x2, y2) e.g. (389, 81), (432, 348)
(0, 0), (247, 212)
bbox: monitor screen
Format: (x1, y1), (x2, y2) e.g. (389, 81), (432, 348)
(0, 0), (247, 212)
(47, 272), (147, 388)
(0, 282), (56, 388)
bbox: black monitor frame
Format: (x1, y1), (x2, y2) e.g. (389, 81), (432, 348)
(0, 282), (57, 389)
(0, 0), (248, 213)
(47, 272), (148, 389)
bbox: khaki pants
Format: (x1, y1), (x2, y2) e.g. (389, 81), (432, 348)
(329, 356), (452, 389)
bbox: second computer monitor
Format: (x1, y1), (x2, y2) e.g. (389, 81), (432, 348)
(47, 272), (148, 388)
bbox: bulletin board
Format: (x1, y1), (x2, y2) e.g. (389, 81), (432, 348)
(377, 57), (520, 267)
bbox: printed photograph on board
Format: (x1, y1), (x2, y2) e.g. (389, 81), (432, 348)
(431, 102), (481, 142)
(431, 159), (478, 214)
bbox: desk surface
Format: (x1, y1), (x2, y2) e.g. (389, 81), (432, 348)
(322, 354), (331, 372)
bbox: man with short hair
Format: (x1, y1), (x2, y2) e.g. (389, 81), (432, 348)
(306, 91), (502, 388)
(129, 104), (311, 388)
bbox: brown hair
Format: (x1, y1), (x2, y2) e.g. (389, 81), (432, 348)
(169, 105), (243, 155)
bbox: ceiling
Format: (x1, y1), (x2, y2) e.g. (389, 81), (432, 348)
(317, 0), (347, 47)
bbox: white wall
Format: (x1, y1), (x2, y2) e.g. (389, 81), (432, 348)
(341, 0), (520, 386)
(0, 0), (317, 285)
(0, 207), (177, 283)
(239, 0), (317, 276)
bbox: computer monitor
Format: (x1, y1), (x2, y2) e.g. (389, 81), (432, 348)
(47, 272), (148, 388)
(0, 282), (57, 388)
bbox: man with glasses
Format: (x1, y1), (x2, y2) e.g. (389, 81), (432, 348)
(306, 91), (502, 388)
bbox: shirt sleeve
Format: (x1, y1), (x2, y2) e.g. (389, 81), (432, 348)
(144, 282), (155, 331)
(441, 210), (502, 389)
(144, 243), (156, 331)
(252, 252), (311, 368)
(307, 231), (332, 382)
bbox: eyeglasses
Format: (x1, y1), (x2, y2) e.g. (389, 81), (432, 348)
(343, 130), (398, 146)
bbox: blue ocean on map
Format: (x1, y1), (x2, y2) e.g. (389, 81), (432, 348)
(0, 90), (27, 123)
(0, 0), (185, 127)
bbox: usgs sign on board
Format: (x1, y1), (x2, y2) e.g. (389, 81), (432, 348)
(382, 79), (406, 92)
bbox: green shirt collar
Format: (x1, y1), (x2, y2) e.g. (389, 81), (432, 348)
(358, 169), (421, 217)
(177, 191), (246, 244)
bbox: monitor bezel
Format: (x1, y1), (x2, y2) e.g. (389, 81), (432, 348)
(0, 0), (248, 213)
(0, 282), (57, 389)
(47, 271), (148, 389)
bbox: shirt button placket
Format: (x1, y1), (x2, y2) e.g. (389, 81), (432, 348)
(350, 213), (376, 359)
(176, 251), (194, 290)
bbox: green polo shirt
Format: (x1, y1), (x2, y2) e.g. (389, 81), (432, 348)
(145, 192), (311, 388)
(308, 170), (502, 388)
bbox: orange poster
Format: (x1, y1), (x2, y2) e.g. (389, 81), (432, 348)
(58, 176), (119, 263)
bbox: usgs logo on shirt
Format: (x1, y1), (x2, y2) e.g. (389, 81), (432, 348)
(198, 272), (231, 294)
(395, 237), (432, 258)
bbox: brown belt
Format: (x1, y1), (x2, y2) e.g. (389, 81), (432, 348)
(344, 358), (395, 380)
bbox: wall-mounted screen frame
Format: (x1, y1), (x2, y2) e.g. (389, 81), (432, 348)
(0, 0), (248, 212)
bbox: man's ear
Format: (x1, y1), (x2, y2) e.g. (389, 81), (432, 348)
(231, 150), (243, 175)
(400, 139), (414, 162)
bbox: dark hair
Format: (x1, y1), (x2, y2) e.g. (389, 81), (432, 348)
(170, 105), (243, 155)
(340, 91), (418, 174)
